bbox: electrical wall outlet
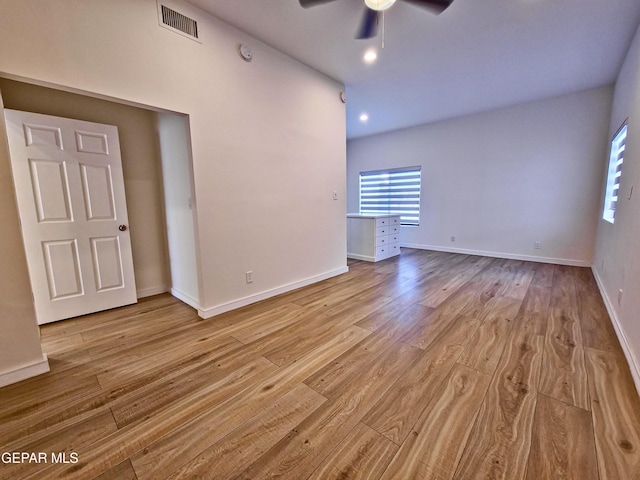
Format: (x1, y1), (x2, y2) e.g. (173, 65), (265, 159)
(246, 271), (253, 284)
(450, 235), (455, 242)
(534, 241), (542, 249)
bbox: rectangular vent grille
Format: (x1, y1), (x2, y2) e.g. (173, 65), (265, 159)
(161, 5), (198, 39)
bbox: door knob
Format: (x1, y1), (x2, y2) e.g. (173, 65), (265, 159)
(119, 225), (127, 231)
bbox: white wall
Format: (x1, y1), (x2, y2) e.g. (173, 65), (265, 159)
(0, 0), (346, 326)
(593, 23), (640, 392)
(347, 86), (613, 266)
(157, 112), (201, 308)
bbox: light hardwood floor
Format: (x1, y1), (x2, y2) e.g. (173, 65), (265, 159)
(1, 249), (639, 479)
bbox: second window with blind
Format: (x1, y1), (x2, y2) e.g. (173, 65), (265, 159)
(359, 166), (422, 226)
(603, 121), (627, 224)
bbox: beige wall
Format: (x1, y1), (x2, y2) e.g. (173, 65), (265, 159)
(0, 92), (47, 384)
(0, 79), (171, 297)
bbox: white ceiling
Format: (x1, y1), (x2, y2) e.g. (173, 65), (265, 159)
(187, 0), (640, 139)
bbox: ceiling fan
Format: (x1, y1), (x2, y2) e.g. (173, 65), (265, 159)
(299, 0), (454, 39)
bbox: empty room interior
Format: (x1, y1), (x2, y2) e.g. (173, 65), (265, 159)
(1, 0), (640, 478)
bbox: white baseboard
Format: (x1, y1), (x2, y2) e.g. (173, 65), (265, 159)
(347, 253), (375, 262)
(198, 266), (349, 319)
(171, 287), (201, 310)
(0, 354), (49, 388)
(401, 243), (591, 267)
(137, 285), (169, 298)
(591, 267), (640, 397)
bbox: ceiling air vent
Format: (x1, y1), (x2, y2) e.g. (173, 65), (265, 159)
(158, 3), (200, 42)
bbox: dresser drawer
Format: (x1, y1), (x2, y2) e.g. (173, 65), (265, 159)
(375, 244), (390, 258)
(375, 235), (388, 246)
(388, 243), (400, 255)
(375, 226), (388, 237)
(389, 216), (400, 226)
(375, 217), (389, 227)
(390, 225), (400, 235)
(389, 233), (400, 243)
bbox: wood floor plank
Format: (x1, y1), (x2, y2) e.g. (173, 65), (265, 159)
(126, 326), (370, 480)
(458, 314), (513, 376)
(519, 284), (552, 316)
(453, 329), (544, 480)
(303, 332), (397, 398)
(322, 288), (394, 325)
(550, 265), (579, 310)
(585, 348), (640, 479)
(0, 410), (118, 480)
(21, 357), (279, 480)
(0, 373), (102, 436)
(93, 460), (138, 480)
(539, 308), (589, 410)
(161, 383), (326, 480)
(259, 314), (353, 367)
(513, 310), (548, 337)
(476, 295), (523, 322)
(5, 335), (245, 443)
(355, 288), (434, 333)
(531, 262), (555, 288)
(235, 342), (423, 480)
(95, 328), (244, 388)
(453, 277), (502, 320)
(307, 422), (398, 480)
(399, 296), (474, 351)
(221, 303), (306, 344)
(292, 273), (387, 309)
(574, 272), (620, 352)
(39, 295), (186, 340)
(420, 267), (485, 308)
(379, 364), (491, 480)
(525, 394), (598, 480)
(110, 342), (266, 428)
(363, 315), (481, 444)
(496, 264), (535, 301)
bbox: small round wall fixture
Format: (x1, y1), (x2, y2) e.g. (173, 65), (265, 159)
(239, 44), (252, 62)
(340, 91), (346, 103)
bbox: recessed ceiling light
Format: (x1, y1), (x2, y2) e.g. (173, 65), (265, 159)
(363, 49), (377, 64)
(359, 113), (369, 122)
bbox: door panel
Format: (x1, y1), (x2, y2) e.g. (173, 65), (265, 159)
(5, 109), (137, 324)
(29, 159), (73, 222)
(81, 163), (116, 220)
(90, 236), (125, 291)
(43, 239), (84, 299)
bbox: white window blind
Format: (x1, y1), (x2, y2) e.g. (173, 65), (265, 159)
(359, 167), (421, 226)
(603, 123), (627, 224)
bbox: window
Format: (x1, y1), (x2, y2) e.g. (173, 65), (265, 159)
(603, 122), (627, 224)
(359, 166), (421, 226)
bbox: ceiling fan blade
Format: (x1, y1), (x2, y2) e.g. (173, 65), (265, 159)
(299, 0), (339, 7)
(356, 8), (378, 39)
(401, 0), (453, 14)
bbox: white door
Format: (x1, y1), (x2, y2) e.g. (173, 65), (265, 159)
(4, 109), (137, 324)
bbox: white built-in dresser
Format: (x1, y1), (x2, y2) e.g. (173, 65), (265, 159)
(347, 214), (401, 262)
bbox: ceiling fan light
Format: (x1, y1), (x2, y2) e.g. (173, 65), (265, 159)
(364, 0), (397, 12)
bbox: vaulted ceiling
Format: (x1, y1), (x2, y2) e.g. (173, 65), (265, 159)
(187, 0), (640, 138)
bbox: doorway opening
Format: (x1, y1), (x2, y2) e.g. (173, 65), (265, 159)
(0, 77), (201, 323)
